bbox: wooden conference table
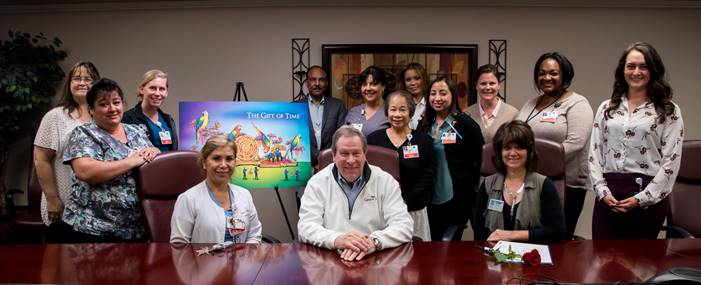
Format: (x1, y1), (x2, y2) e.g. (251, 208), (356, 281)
(1, 239), (700, 284)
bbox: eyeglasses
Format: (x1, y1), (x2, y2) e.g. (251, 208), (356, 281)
(71, 76), (93, 84)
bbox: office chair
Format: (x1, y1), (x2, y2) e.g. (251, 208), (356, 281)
(317, 145), (401, 183)
(5, 161), (45, 243)
(443, 138), (566, 241)
(663, 140), (701, 239)
(137, 151), (205, 242)
(138, 150), (281, 243)
(479, 138), (566, 206)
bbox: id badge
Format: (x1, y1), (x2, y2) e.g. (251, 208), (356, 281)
(351, 123), (363, 132)
(227, 216), (246, 236)
(441, 132), (457, 144)
(159, 130), (173, 145)
(403, 145), (419, 159)
(540, 111), (558, 123)
(488, 198), (504, 212)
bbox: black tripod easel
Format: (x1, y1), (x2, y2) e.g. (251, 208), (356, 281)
(274, 185), (295, 240)
(232, 82), (295, 240)
(233, 82), (249, 102)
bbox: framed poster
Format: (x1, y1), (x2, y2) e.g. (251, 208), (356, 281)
(322, 44), (478, 110)
(179, 101), (312, 189)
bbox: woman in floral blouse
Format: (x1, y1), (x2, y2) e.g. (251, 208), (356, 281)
(589, 42), (684, 239)
(63, 78), (160, 242)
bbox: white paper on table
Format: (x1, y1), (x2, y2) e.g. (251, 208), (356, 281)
(492, 241), (553, 265)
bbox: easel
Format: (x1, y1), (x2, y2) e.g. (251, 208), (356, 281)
(233, 82), (295, 240)
(233, 82), (249, 102)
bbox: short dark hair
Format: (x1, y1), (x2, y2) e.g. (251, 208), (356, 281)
(359, 66), (387, 86)
(475, 63), (501, 82)
(492, 120), (538, 174)
(306, 65), (326, 79)
(533, 52), (574, 95)
(384, 89), (416, 118)
(87, 78), (124, 108)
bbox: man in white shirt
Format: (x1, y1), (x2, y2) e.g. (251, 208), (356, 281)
(298, 126), (413, 261)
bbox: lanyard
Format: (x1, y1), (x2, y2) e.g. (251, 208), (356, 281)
(524, 93), (564, 123)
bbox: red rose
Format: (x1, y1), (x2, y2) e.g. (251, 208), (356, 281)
(522, 249), (541, 266)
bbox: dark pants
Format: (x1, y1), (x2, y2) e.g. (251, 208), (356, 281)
(592, 173), (668, 239)
(564, 186), (588, 239)
(63, 228), (146, 243)
(427, 194), (473, 241)
(45, 221), (74, 243)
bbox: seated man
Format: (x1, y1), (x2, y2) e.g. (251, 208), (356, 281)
(298, 126), (413, 261)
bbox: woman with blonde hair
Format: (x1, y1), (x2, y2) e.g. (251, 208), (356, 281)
(122, 69), (178, 152)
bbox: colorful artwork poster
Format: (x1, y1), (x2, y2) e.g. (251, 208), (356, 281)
(179, 101), (313, 189)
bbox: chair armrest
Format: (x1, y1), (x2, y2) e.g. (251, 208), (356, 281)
(662, 225), (695, 239)
(442, 224), (467, 241)
(262, 233), (282, 243)
(4, 188), (24, 215)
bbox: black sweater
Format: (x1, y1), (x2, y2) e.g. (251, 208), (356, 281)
(367, 129), (435, 211)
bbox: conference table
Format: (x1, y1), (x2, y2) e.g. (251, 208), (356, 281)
(1, 239), (700, 284)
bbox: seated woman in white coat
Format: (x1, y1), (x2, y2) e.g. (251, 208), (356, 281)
(170, 135), (262, 243)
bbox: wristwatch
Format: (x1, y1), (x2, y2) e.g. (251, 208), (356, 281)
(372, 237), (382, 251)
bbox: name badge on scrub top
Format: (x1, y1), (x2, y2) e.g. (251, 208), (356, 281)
(441, 132), (457, 144)
(488, 199), (504, 212)
(540, 111), (558, 123)
(403, 145), (419, 159)
(227, 215), (247, 236)
(351, 123), (363, 132)
(159, 130), (173, 145)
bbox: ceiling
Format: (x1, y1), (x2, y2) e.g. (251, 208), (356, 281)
(2, 0), (701, 15)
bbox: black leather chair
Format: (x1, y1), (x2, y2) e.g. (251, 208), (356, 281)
(317, 145), (401, 183)
(137, 150), (280, 243)
(663, 140), (701, 238)
(443, 138), (566, 241)
(137, 151), (205, 242)
(5, 162), (45, 243)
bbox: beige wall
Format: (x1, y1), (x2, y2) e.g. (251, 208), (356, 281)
(2, 5), (699, 240)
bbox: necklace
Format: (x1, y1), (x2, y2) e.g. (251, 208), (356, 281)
(504, 181), (524, 219)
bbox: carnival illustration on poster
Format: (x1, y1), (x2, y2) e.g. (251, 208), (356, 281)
(179, 101), (312, 189)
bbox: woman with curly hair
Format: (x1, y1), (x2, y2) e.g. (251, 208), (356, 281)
(589, 42), (684, 239)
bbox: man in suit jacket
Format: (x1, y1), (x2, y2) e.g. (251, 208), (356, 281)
(296, 65), (347, 167)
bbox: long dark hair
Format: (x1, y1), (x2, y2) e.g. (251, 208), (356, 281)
(417, 76), (461, 132)
(57, 61), (100, 114)
(605, 42), (674, 123)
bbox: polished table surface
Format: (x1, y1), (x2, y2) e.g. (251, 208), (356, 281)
(1, 239), (701, 284)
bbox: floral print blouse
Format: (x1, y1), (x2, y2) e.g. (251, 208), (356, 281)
(62, 123), (153, 239)
(589, 96), (684, 208)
